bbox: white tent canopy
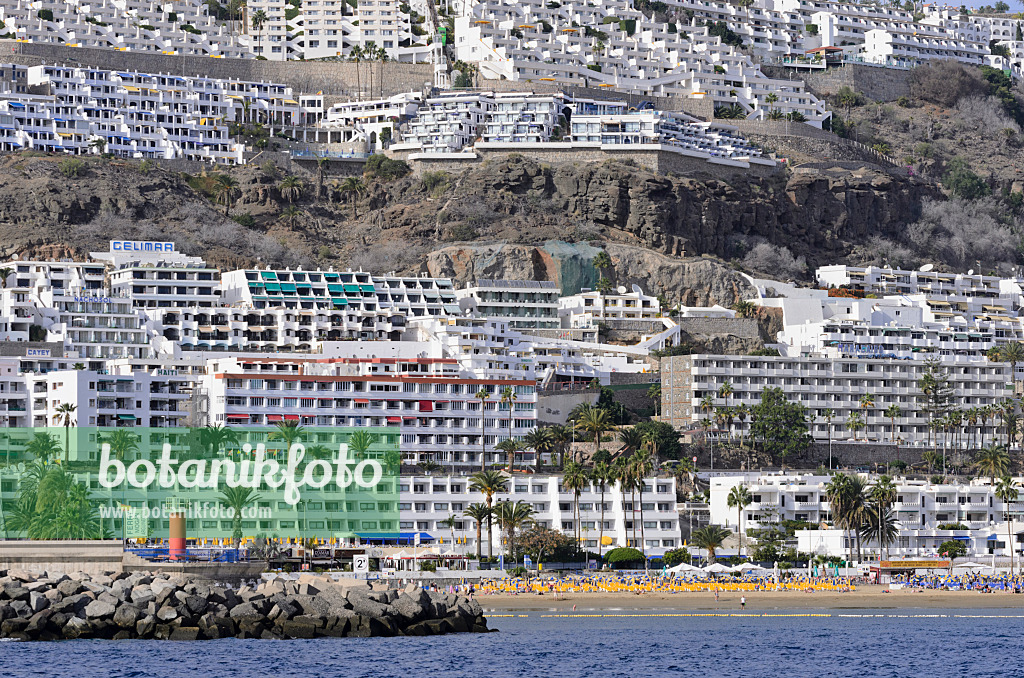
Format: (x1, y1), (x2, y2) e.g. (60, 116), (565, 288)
(703, 563), (732, 573)
(667, 562), (702, 573)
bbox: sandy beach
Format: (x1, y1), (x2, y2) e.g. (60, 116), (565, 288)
(481, 586), (1024, 611)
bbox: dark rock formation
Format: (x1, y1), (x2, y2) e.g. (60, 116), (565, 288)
(0, 570), (490, 641)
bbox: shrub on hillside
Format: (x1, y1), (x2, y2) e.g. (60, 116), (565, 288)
(909, 59), (987, 108)
(742, 242), (806, 280)
(364, 154), (411, 181)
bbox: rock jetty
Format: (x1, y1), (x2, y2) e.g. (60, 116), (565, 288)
(0, 570), (491, 641)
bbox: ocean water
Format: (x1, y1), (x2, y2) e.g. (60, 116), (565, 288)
(3, 609), (1021, 677)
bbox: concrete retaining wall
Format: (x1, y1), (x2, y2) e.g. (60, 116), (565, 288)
(537, 391), (598, 425)
(763, 63), (912, 103)
(393, 146), (778, 179)
(0, 41), (433, 97)
(0, 540), (124, 575)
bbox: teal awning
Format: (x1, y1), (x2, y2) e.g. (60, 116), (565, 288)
(343, 284), (360, 293)
(117, 414), (137, 420)
(260, 271), (278, 280)
(264, 283), (281, 292)
(359, 284), (375, 293)
(280, 283), (297, 293)
(328, 284), (344, 293)
(332, 298), (349, 305)
(324, 273), (340, 281)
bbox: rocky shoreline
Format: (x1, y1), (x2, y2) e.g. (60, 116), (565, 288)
(0, 570), (491, 641)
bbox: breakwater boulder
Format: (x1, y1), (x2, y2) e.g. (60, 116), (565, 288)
(0, 570), (491, 641)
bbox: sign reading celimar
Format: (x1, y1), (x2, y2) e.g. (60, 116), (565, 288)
(0, 427), (399, 541)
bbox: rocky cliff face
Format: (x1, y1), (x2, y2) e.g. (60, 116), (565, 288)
(0, 153), (940, 307)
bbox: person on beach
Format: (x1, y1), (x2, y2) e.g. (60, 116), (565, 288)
(741, 596), (746, 609)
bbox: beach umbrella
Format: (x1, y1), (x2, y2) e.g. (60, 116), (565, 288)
(735, 562), (767, 571)
(703, 563), (731, 573)
(667, 563), (701, 573)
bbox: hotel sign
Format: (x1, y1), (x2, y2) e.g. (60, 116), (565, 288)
(110, 240), (175, 253)
(879, 560), (950, 569)
(25, 348), (51, 357)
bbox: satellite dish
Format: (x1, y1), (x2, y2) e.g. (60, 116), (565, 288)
(631, 284), (642, 294)
(617, 286), (627, 294)
(919, 263), (934, 272)
(968, 269), (974, 275)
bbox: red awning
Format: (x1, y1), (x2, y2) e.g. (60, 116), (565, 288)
(403, 416), (417, 420)
(419, 400), (433, 412)
(386, 416), (402, 423)
(226, 414), (249, 420)
(284, 414), (300, 421)
(434, 400), (450, 403)
(266, 414), (284, 422)
(354, 398), (370, 404)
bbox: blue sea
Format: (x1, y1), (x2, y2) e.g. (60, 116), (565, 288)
(2, 608), (1021, 677)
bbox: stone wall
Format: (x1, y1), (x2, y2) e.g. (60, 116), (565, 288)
(728, 119), (905, 169)
(674, 317), (759, 339)
(761, 63), (912, 102)
(799, 442), (927, 468)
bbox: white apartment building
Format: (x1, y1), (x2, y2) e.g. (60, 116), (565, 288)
(389, 91), (772, 167)
(560, 286), (662, 329)
(710, 472), (1024, 560)
(403, 473), (681, 556)
(0, 64), (318, 162)
(662, 354), (1011, 446)
(452, 0), (830, 126)
(456, 279), (561, 330)
(816, 265), (1020, 301)
(202, 354), (538, 466)
(0, 0), (252, 57)
(26, 357), (203, 429)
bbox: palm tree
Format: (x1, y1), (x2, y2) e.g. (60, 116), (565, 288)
(591, 461), (612, 560)
(251, 8), (268, 55)
(278, 175), (303, 204)
(495, 438), (522, 474)
(25, 432), (60, 465)
(314, 155), (330, 201)
(995, 475), (1020, 577)
(347, 429), (376, 459)
(469, 470), (508, 560)
(575, 404), (615, 464)
(349, 45), (364, 99)
(417, 460), (442, 475)
(54, 402), (76, 463)
(727, 485), (752, 557)
(523, 427), (554, 467)
(632, 449), (654, 564)
(494, 500), (535, 561)
(974, 445), (1011, 485)
(869, 476), (897, 560)
(220, 486), (262, 550)
(563, 461), (588, 547)
(463, 503), (490, 561)
(826, 474), (868, 564)
(615, 457), (639, 546)
(885, 404), (901, 445)
(100, 428), (138, 537)
(718, 381), (734, 406)
(846, 411), (865, 441)
(475, 387), (491, 471)
(0, 267), (13, 288)
(764, 91), (779, 118)
(647, 384), (662, 417)
(269, 420), (305, 457)
(691, 525), (732, 563)
(500, 385), (518, 445)
(215, 174), (240, 216)
(859, 393), (875, 433)
(617, 426), (645, 460)
(549, 424), (572, 469)
(996, 342), (1024, 393)
(281, 205), (301, 228)
(732, 300), (756, 318)
(337, 176), (366, 219)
